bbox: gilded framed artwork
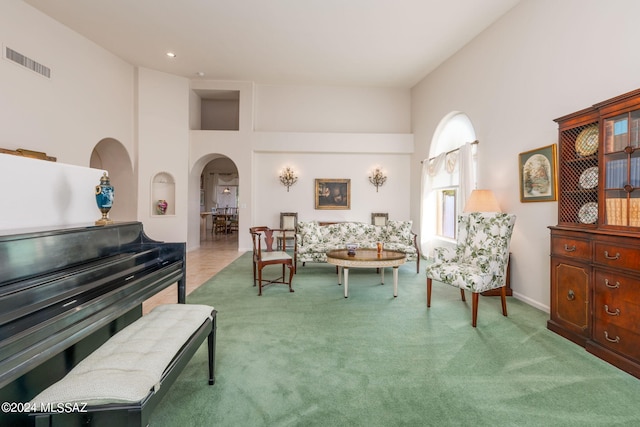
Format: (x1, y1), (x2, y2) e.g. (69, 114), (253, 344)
(315, 179), (350, 209)
(519, 144), (558, 202)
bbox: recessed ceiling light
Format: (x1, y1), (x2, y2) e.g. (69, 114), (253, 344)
(166, 52), (176, 58)
(196, 72), (205, 77)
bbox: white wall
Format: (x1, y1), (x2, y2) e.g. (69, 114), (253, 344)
(0, 1), (141, 237)
(2, 2), (415, 256)
(189, 81), (413, 252)
(137, 68), (190, 243)
(253, 134), (413, 227)
(189, 80), (255, 251)
(410, 0), (640, 311)
(249, 84), (414, 247)
(255, 84), (411, 133)
(0, 1), (135, 166)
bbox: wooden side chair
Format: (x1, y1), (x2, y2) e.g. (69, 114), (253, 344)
(371, 212), (389, 226)
(278, 212), (298, 250)
(250, 226), (295, 296)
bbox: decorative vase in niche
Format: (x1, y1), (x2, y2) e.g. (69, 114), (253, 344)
(157, 199), (168, 215)
(95, 172), (114, 225)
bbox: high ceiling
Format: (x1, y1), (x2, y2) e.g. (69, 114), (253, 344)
(23, 0), (520, 88)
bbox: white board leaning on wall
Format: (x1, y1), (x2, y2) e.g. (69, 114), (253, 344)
(0, 154), (106, 233)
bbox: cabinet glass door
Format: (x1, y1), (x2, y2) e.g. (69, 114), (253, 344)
(631, 110), (640, 148)
(558, 123), (598, 225)
(603, 111), (640, 227)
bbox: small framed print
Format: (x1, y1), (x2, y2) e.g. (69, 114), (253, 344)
(519, 144), (558, 202)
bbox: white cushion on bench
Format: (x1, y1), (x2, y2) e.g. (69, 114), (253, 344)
(32, 303), (214, 406)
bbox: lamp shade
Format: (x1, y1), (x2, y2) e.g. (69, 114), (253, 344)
(463, 189), (501, 213)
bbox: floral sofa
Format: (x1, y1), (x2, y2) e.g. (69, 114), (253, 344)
(295, 220), (420, 273)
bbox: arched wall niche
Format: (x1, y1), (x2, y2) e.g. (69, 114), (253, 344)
(151, 172), (176, 216)
(90, 138), (135, 221)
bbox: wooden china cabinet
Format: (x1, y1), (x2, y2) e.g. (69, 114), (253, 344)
(549, 88), (640, 379)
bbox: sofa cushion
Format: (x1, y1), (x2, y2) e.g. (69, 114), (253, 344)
(425, 262), (495, 292)
(320, 223), (342, 245)
(297, 221), (322, 244)
(297, 242), (335, 255)
(384, 220), (413, 246)
(321, 222), (382, 246)
(383, 242), (417, 256)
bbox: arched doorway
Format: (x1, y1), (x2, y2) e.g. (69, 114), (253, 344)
(202, 157), (239, 215)
(90, 138), (135, 222)
(190, 154), (240, 251)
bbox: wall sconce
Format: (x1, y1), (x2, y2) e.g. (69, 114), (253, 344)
(222, 187), (231, 194)
(369, 167), (387, 192)
(279, 167), (298, 192)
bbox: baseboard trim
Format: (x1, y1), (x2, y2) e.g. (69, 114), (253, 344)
(512, 291), (549, 313)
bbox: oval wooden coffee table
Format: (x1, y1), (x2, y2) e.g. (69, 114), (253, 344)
(326, 248), (406, 298)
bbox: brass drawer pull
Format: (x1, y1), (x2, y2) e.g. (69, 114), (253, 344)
(604, 305), (620, 316)
(604, 279), (620, 289)
(564, 244), (576, 252)
(604, 251), (621, 260)
(604, 331), (620, 343)
(567, 290), (575, 301)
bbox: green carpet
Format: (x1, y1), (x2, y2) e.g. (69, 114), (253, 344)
(149, 253), (640, 426)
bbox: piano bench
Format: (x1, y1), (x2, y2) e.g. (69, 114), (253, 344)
(30, 304), (217, 427)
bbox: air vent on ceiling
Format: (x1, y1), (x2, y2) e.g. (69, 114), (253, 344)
(4, 46), (51, 78)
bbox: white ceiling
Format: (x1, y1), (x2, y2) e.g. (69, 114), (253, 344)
(23, 0), (520, 88)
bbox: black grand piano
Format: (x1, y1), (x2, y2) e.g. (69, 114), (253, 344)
(0, 222), (186, 426)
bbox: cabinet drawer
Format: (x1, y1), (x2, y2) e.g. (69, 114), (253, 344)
(593, 294), (640, 327)
(593, 270), (640, 328)
(594, 270), (638, 298)
(593, 242), (640, 270)
(551, 236), (590, 260)
(593, 321), (640, 360)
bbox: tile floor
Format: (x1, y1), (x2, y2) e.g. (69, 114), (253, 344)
(143, 228), (242, 313)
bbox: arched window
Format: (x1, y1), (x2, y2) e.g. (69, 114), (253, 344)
(420, 112), (477, 255)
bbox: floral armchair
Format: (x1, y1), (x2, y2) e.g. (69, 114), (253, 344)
(425, 212), (516, 327)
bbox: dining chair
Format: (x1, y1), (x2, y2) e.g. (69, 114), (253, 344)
(213, 208), (228, 234)
(228, 207), (239, 233)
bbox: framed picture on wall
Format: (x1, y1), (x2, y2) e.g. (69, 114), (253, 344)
(315, 179), (350, 209)
(519, 144), (558, 202)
